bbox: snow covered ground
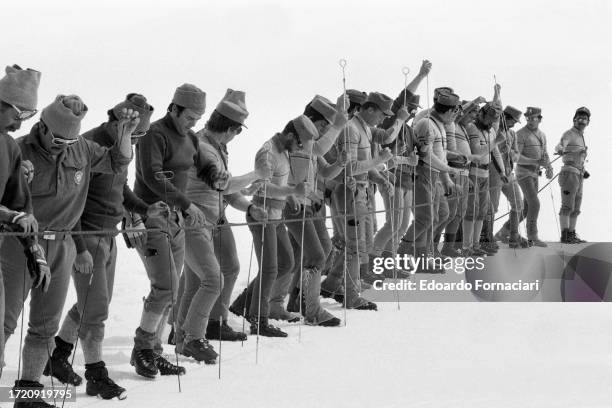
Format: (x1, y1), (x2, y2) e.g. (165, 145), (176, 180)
(2, 234), (611, 408)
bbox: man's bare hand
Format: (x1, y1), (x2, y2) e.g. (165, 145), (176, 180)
(74, 249), (94, 274)
(146, 201), (169, 218)
(185, 203), (205, 227)
(419, 60), (432, 77)
(117, 108), (140, 140)
(21, 160), (34, 183)
(15, 213), (38, 234)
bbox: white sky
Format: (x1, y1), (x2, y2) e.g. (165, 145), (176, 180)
(3, 0), (611, 241)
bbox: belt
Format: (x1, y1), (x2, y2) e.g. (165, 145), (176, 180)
(448, 162), (469, 169)
(253, 195), (286, 210)
(42, 231), (69, 241)
(470, 163), (489, 170)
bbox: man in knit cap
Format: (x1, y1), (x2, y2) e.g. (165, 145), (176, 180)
(2, 94), (134, 407)
(229, 115), (312, 337)
(0, 64), (43, 377)
(175, 89), (269, 362)
(131, 83), (228, 378)
(515, 107), (554, 247)
(555, 107), (590, 244)
(41, 94), (161, 400)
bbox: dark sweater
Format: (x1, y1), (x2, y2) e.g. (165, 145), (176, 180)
(134, 114), (207, 211)
(0, 132), (31, 223)
(72, 123), (149, 252)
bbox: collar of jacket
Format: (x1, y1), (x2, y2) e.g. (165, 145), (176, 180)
(161, 112), (185, 138)
(23, 121), (59, 160)
(202, 130), (228, 156)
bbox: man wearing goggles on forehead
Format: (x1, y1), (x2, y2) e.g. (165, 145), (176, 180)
(2, 94), (133, 406)
(46, 94), (160, 400)
(555, 107), (591, 244)
(0, 64), (42, 382)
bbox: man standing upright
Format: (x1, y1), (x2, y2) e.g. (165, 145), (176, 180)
(131, 84), (212, 378)
(556, 107), (590, 244)
(176, 89), (268, 362)
(515, 107), (553, 247)
(491, 106), (529, 248)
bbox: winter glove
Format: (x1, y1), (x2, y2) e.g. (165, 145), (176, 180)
(122, 212), (147, 249)
(25, 243), (51, 292)
(583, 170), (590, 179)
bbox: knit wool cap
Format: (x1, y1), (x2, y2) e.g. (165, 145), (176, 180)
(112, 93), (154, 132)
(41, 95), (88, 139)
(292, 115), (318, 144)
(172, 83), (206, 115)
(215, 88), (248, 126)
(0, 65), (41, 111)
(503, 105), (522, 123)
(365, 92), (394, 116)
(309, 95), (337, 124)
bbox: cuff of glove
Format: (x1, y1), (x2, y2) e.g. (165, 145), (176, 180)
(11, 212), (26, 224)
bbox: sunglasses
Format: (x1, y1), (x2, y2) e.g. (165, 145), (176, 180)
(8, 102), (37, 120)
(131, 130), (147, 138)
(51, 136), (79, 146)
(233, 126), (243, 135)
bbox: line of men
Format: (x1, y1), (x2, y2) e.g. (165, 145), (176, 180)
(0, 61), (590, 406)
